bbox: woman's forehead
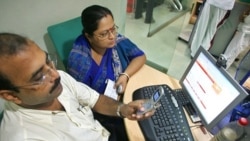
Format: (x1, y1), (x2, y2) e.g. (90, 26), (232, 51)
(97, 15), (114, 31)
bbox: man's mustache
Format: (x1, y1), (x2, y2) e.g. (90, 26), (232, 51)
(50, 77), (61, 94)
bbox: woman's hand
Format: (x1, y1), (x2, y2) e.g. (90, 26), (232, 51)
(115, 74), (129, 94)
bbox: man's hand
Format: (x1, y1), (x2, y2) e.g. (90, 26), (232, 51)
(120, 99), (155, 120)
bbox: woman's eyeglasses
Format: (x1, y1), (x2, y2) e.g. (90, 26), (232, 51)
(94, 25), (119, 40)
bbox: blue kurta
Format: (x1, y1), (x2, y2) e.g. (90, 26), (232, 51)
(67, 34), (145, 94)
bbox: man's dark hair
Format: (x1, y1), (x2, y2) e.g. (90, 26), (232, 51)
(81, 5), (113, 36)
(0, 32), (29, 92)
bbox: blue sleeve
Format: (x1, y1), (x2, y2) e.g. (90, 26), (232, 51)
(116, 34), (145, 70)
(67, 35), (92, 85)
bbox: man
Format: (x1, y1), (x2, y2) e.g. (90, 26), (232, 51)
(0, 33), (154, 141)
(223, 13), (250, 69)
(189, 0), (235, 57)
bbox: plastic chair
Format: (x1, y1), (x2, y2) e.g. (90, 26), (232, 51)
(47, 17), (82, 69)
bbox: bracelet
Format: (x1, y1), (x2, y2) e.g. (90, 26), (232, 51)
(119, 72), (130, 81)
(116, 103), (125, 118)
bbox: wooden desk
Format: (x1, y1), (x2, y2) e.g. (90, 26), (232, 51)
(123, 65), (213, 141)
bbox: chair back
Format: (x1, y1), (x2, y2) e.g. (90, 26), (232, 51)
(47, 17), (82, 68)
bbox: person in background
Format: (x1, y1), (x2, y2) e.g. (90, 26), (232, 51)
(67, 5), (146, 140)
(189, 0), (235, 57)
(223, 9), (250, 69)
(0, 32), (154, 141)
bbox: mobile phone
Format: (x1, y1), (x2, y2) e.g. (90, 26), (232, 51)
(117, 85), (123, 94)
(137, 86), (165, 115)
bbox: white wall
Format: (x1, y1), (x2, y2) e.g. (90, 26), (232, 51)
(0, 0), (126, 52)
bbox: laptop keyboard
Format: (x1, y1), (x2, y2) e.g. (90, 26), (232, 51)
(133, 84), (194, 141)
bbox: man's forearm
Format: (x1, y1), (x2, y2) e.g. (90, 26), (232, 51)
(92, 95), (123, 117)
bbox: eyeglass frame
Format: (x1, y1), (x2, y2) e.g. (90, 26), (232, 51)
(93, 25), (119, 40)
(12, 52), (57, 89)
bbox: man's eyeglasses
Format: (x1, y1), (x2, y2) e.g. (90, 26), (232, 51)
(13, 52), (57, 89)
(94, 25), (119, 40)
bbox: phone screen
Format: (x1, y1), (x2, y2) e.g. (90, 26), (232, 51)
(153, 91), (161, 102)
(137, 86), (164, 115)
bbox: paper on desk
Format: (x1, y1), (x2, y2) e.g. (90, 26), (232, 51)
(104, 79), (118, 100)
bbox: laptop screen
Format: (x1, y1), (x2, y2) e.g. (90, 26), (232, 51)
(179, 47), (248, 132)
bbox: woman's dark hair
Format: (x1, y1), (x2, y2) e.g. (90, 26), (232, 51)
(81, 5), (113, 36)
(0, 32), (29, 92)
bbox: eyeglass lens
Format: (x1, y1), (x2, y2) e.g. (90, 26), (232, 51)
(97, 25), (118, 40)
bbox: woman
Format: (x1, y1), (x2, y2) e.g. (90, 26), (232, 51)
(67, 5), (146, 141)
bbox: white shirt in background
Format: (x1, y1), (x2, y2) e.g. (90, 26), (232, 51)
(207, 0), (235, 10)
